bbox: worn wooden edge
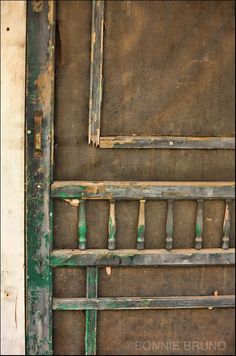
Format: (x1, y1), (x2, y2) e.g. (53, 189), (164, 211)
(85, 267), (98, 355)
(53, 295), (235, 310)
(26, 1), (55, 355)
(51, 181), (235, 200)
(88, 0), (104, 147)
(50, 248), (235, 267)
(99, 136), (235, 149)
(1, 1), (26, 354)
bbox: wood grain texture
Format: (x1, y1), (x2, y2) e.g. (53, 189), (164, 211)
(222, 200), (231, 250)
(85, 267), (98, 355)
(50, 248), (235, 267)
(51, 181), (235, 200)
(99, 136), (235, 149)
(195, 199), (204, 249)
(88, 0), (104, 146)
(108, 200), (116, 250)
(26, 1), (55, 354)
(53, 295), (235, 310)
(137, 200), (146, 249)
(1, 2), (26, 354)
(165, 200), (174, 250)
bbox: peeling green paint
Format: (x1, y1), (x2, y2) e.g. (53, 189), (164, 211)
(85, 267), (98, 355)
(26, 1), (55, 354)
(78, 200), (87, 249)
(137, 225), (145, 249)
(108, 201), (116, 250)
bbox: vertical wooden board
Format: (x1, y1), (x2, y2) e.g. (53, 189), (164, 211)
(88, 0), (104, 146)
(229, 201), (235, 247)
(108, 200), (116, 250)
(1, 1), (26, 354)
(26, 1), (55, 354)
(195, 199), (204, 250)
(78, 200), (87, 249)
(85, 267), (98, 355)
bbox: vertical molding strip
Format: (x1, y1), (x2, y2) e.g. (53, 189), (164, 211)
(108, 200), (116, 250)
(26, 1), (55, 354)
(88, 0), (104, 146)
(195, 199), (204, 250)
(222, 200), (231, 250)
(137, 200), (146, 250)
(85, 267), (98, 355)
(165, 200), (174, 250)
(78, 200), (87, 250)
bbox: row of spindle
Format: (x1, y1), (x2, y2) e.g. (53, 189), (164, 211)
(74, 199), (232, 251)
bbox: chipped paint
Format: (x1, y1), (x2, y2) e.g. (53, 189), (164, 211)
(32, 0), (44, 13)
(26, 1), (55, 354)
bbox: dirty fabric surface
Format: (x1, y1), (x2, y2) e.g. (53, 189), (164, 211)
(53, 1), (235, 354)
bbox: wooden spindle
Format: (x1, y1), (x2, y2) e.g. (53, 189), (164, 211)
(137, 200), (146, 250)
(222, 200), (231, 250)
(165, 200), (174, 250)
(78, 200), (87, 250)
(108, 200), (116, 250)
(195, 199), (204, 250)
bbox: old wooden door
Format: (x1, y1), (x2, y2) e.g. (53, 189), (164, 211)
(26, 1), (235, 355)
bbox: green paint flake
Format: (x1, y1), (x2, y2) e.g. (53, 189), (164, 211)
(196, 223), (202, 237)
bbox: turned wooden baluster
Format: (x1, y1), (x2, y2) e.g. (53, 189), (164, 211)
(222, 200), (231, 250)
(78, 200), (87, 250)
(165, 200), (174, 250)
(195, 199), (204, 250)
(108, 200), (116, 250)
(137, 200), (146, 250)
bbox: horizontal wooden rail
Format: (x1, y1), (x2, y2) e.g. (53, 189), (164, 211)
(50, 248), (235, 267)
(53, 295), (235, 310)
(99, 136), (235, 149)
(51, 181), (235, 200)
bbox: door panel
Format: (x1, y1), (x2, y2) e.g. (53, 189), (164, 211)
(26, 1), (235, 355)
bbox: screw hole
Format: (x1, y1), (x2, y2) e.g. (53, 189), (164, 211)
(6, 27), (10, 31)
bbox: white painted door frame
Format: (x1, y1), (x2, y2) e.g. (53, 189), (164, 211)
(1, 1), (26, 354)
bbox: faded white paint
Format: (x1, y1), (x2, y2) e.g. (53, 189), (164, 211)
(1, 1), (26, 354)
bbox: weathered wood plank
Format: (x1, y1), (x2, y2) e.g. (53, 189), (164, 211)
(99, 136), (235, 149)
(53, 295), (235, 310)
(195, 199), (204, 250)
(1, 1), (26, 354)
(108, 200), (116, 250)
(51, 181), (235, 200)
(50, 248), (235, 267)
(85, 267), (98, 356)
(88, 0), (104, 146)
(137, 200), (146, 250)
(222, 200), (231, 250)
(26, 1), (55, 354)
(165, 200), (174, 250)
